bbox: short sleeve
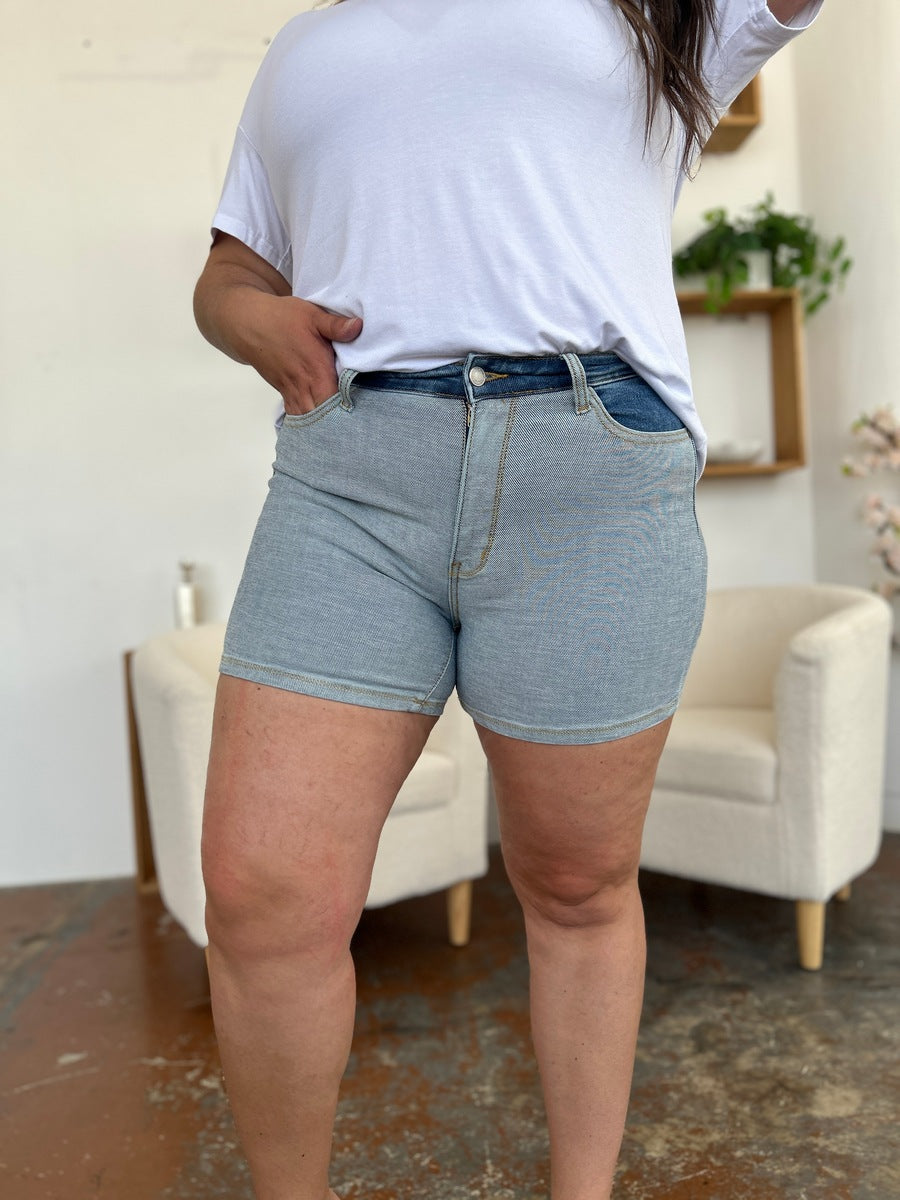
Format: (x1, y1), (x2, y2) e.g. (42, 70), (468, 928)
(704, 0), (825, 113)
(211, 125), (293, 281)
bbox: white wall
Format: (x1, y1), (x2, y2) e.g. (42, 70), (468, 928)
(675, 43), (817, 590)
(0, 3), (891, 886)
(792, 2), (900, 828)
(2, 2), (306, 886)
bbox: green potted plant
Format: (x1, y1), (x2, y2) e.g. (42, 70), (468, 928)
(673, 191), (852, 315)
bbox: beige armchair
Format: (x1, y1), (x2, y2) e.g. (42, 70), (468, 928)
(126, 623), (490, 949)
(641, 584), (894, 970)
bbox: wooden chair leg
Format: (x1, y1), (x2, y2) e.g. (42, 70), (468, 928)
(447, 880), (473, 947)
(123, 649), (159, 895)
(796, 900), (825, 971)
(834, 883), (852, 902)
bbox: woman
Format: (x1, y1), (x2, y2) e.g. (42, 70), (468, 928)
(193, 2), (823, 1198)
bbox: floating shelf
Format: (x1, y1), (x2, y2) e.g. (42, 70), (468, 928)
(704, 77), (762, 154)
(676, 288), (808, 479)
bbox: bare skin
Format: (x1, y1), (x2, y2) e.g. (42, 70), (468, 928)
(201, 675), (670, 1200)
(195, 239), (673, 1200)
(766, 0), (813, 24)
(476, 717), (672, 1200)
(193, 231), (364, 416)
(201, 680), (439, 1200)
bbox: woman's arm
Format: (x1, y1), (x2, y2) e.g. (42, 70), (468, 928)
(766, 0), (817, 24)
(193, 232), (362, 415)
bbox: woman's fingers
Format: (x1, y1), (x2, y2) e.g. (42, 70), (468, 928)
(241, 294), (363, 415)
(316, 312), (364, 343)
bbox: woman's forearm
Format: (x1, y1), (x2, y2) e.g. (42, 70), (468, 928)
(193, 258), (286, 367)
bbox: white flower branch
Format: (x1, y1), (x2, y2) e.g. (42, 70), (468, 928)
(843, 408), (900, 601)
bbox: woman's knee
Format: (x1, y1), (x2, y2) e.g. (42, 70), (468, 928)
(201, 824), (363, 963)
(506, 855), (641, 930)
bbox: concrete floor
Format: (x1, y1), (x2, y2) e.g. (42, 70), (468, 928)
(1, 839), (898, 1200)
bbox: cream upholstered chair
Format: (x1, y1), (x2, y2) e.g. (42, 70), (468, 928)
(126, 623), (490, 949)
(641, 584), (894, 970)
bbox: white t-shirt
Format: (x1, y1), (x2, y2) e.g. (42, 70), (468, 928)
(211, 0), (825, 472)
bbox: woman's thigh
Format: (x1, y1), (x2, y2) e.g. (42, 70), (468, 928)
(477, 716), (673, 910)
(201, 674), (438, 946)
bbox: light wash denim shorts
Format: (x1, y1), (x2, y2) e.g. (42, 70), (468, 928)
(220, 351), (707, 744)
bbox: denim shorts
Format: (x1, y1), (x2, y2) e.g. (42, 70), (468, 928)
(220, 351), (707, 744)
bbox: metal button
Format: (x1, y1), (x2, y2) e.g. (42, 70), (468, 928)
(469, 366), (487, 386)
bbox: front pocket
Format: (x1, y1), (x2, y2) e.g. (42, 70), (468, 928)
(588, 374), (689, 443)
(280, 389), (344, 429)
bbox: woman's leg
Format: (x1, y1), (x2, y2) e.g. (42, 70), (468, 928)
(475, 716), (673, 1200)
(201, 674), (438, 1200)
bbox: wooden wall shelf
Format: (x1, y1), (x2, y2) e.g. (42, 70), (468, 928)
(704, 77), (762, 154)
(701, 458), (805, 479)
(676, 288), (808, 479)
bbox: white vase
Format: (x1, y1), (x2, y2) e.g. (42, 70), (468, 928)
(674, 250), (771, 296)
(738, 249), (772, 291)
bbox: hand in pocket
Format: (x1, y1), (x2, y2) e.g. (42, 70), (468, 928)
(239, 292), (363, 416)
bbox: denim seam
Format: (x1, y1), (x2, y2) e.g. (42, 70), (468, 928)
(582, 370), (636, 388)
(458, 396), (517, 580)
(461, 696), (680, 740)
(356, 386), (462, 400)
(420, 637), (456, 707)
(355, 378), (636, 401)
(219, 654), (441, 712)
(690, 444), (707, 555)
(281, 393), (344, 428)
(449, 562), (461, 632)
(447, 395), (473, 629)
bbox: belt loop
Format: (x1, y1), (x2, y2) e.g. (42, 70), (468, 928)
(338, 367), (358, 410)
(562, 352), (591, 414)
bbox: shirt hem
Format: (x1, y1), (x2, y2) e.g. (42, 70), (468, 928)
(751, 0), (826, 42)
(210, 213), (292, 280)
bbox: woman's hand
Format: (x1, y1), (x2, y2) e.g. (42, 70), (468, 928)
(231, 288), (363, 416)
(193, 232), (363, 416)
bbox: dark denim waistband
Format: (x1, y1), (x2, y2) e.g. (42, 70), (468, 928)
(354, 351), (634, 399)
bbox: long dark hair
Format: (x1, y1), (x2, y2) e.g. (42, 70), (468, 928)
(320, 0), (721, 177)
(611, 0), (720, 175)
